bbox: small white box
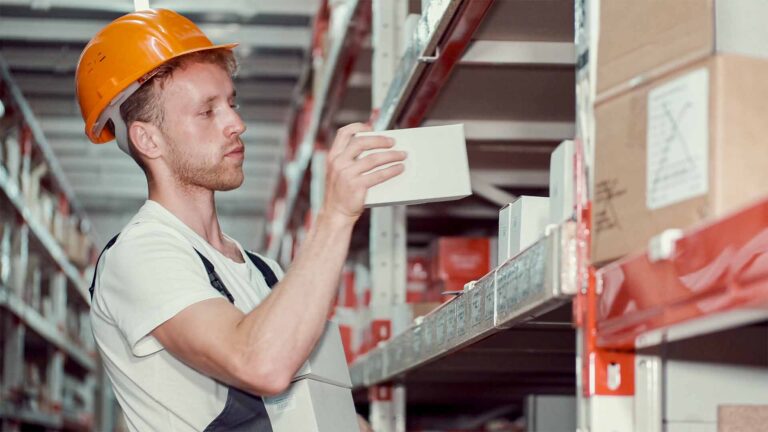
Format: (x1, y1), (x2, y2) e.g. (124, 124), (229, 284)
(549, 140), (576, 225)
(294, 321), (352, 388)
(265, 378), (359, 432)
(498, 196), (550, 263)
(358, 124), (472, 207)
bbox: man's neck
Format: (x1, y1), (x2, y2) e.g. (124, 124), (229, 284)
(148, 180), (226, 250)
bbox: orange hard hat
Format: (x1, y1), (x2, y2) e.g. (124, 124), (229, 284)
(76, 8), (237, 150)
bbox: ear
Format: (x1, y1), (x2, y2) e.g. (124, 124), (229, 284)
(128, 121), (163, 160)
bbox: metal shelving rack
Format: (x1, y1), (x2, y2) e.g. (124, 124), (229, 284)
(0, 54), (100, 432)
(268, 0), (768, 430)
(267, 0), (580, 429)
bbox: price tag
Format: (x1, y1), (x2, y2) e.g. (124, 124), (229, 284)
(484, 280), (494, 322)
(446, 302), (456, 344)
(456, 295), (466, 337)
(471, 283), (483, 327)
(423, 318), (433, 354)
(412, 326), (422, 360)
(436, 311), (446, 348)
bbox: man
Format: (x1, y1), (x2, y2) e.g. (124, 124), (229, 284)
(76, 9), (405, 431)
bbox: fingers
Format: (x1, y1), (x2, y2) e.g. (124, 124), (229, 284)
(343, 135), (396, 159)
(361, 163), (405, 188)
(328, 123), (371, 160)
(351, 150), (407, 175)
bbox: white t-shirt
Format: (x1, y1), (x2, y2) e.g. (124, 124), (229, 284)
(90, 200), (284, 431)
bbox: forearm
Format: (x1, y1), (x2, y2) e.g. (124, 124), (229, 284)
(235, 210), (354, 383)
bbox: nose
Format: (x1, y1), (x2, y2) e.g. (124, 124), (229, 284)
(224, 106), (246, 138)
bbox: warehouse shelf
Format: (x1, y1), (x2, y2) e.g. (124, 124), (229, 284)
(0, 165), (90, 303)
(594, 197), (768, 350)
(0, 406), (62, 429)
(0, 285), (96, 372)
(0, 56), (89, 224)
(350, 221), (578, 387)
(266, 0), (370, 258)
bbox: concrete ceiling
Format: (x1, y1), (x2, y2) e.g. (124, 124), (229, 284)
(0, 0), (320, 250)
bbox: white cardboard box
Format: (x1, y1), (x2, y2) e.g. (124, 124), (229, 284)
(498, 196), (550, 263)
(358, 124), (472, 207)
(294, 321), (352, 388)
(265, 378), (359, 432)
(549, 140), (576, 226)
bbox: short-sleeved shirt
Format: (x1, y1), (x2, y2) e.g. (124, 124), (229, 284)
(90, 200), (284, 431)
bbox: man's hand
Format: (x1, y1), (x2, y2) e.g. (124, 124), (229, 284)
(322, 122), (406, 225)
(357, 414), (374, 432)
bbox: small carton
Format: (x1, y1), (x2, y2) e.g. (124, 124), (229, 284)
(265, 378), (358, 432)
(359, 124), (472, 207)
(294, 321), (352, 388)
(498, 196), (550, 264)
(549, 140), (576, 226)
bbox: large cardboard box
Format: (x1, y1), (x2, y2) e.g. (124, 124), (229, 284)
(596, 0), (768, 97)
(294, 321), (352, 388)
(592, 54), (768, 264)
(264, 378), (358, 432)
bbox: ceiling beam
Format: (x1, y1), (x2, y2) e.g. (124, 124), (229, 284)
(0, 0), (319, 17)
(38, 116), (288, 140)
(423, 119), (575, 142)
(12, 73), (298, 100)
(461, 41), (575, 66)
(469, 173), (517, 207)
(0, 17), (311, 49)
(3, 47), (303, 78)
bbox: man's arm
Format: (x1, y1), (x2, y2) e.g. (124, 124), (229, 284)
(152, 123), (405, 396)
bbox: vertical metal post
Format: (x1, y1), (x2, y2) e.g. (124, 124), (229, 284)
(3, 314), (25, 404)
(369, 1), (409, 431)
(47, 349), (64, 416)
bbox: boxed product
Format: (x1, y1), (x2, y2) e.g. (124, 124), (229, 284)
(596, 0), (768, 96)
(549, 140), (576, 225)
(498, 196), (550, 264)
(359, 124), (472, 207)
(294, 321), (352, 388)
(264, 378), (358, 432)
(592, 54), (768, 264)
(430, 237), (491, 282)
(406, 254), (430, 303)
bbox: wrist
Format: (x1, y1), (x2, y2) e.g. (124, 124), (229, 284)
(316, 207), (357, 231)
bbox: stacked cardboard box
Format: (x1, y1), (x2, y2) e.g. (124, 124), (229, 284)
(429, 237), (491, 301)
(591, 0), (768, 264)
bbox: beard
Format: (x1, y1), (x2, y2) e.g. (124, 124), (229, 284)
(165, 135), (245, 192)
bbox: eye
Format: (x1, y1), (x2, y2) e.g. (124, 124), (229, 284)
(199, 109), (213, 117)
(230, 103), (240, 111)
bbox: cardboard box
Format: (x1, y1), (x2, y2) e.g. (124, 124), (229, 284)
(718, 405), (768, 431)
(597, 0), (768, 97)
(498, 197), (550, 264)
(430, 237), (490, 282)
(359, 124), (472, 207)
(406, 254), (430, 303)
(264, 378), (359, 432)
(593, 54), (768, 264)
(549, 140), (576, 225)
(294, 321), (352, 388)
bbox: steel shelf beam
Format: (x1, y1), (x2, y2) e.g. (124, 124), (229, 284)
(0, 287), (96, 372)
(0, 166), (89, 302)
(595, 197), (768, 349)
(349, 221), (579, 387)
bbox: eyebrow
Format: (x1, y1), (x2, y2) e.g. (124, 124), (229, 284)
(202, 90), (237, 104)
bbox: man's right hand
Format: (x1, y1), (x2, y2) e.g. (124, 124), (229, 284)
(321, 122), (406, 225)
